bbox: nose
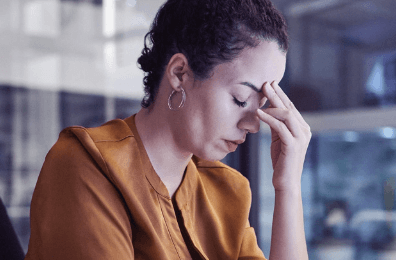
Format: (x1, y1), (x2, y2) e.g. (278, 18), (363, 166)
(237, 110), (260, 134)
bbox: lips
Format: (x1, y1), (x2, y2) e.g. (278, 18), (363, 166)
(225, 139), (245, 152)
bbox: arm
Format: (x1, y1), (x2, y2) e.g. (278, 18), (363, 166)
(25, 131), (134, 260)
(257, 81), (310, 260)
(270, 188), (307, 259)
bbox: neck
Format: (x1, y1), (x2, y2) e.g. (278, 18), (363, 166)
(135, 106), (192, 197)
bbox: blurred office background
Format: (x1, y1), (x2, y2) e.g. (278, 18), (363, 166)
(1, 0), (396, 259)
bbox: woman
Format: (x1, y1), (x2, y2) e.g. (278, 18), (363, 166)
(26, 0), (310, 259)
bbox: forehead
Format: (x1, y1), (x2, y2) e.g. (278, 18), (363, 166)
(216, 41), (287, 89)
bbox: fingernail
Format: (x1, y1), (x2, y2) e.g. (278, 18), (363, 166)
(259, 98), (267, 108)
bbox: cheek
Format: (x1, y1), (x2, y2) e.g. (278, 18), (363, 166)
(185, 86), (242, 146)
(205, 94), (240, 135)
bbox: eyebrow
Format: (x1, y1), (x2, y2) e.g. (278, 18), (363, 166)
(239, 82), (261, 93)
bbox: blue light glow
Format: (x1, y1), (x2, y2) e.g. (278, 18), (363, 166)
(343, 131), (359, 142)
(379, 127), (395, 139)
(366, 59), (385, 95)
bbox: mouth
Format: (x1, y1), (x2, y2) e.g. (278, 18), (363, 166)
(224, 139), (245, 152)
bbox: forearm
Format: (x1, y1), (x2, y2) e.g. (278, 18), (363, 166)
(269, 188), (308, 260)
(256, 81), (311, 259)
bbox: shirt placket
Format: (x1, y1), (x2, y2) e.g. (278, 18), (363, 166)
(180, 205), (209, 260)
(158, 194), (193, 260)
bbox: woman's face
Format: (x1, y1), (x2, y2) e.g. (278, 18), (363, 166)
(173, 40), (286, 161)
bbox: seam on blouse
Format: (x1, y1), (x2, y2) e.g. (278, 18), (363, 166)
(93, 135), (134, 143)
(157, 193), (182, 260)
(79, 128), (138, 245)
(80, 128), (115, 185)
(145, 175), (171, 200)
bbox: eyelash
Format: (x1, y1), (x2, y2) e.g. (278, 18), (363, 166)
(233, 97), (248, 108)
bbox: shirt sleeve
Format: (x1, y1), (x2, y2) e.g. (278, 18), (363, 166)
(238, 223), (267, 260)
(25, 130), (134, 260)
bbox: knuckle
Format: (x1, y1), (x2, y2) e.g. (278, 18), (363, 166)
(284, 109), (291, 117)
(306, 127), (312, 137)
(280, 123), (288, 133)
(276, 121), (285, 131)
(304, 125), (311, 134)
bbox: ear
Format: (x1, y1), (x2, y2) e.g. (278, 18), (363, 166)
(165, 53), (193, 91)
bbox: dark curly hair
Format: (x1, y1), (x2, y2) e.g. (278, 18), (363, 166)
(137, 0), (288, 108)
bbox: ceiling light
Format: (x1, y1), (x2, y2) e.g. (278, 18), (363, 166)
(380, 127), (395, 139)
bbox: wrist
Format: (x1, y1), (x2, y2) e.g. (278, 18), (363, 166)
(272, 176), (302, 193)
(273, 183), (302, 196)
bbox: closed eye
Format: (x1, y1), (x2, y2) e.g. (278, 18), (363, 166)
(233, 97), (247, 108)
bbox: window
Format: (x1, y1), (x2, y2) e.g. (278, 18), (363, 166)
(258, 110), (396, 259)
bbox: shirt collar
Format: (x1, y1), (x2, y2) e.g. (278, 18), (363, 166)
(174, 156), (199, 209)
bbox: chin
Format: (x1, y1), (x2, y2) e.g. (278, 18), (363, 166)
(195, 149), (228, 162)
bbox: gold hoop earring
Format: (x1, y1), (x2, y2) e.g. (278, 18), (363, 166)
(168, 87), (186, 111)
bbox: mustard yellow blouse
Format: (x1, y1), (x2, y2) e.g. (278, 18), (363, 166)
(25, 115), (266, 260)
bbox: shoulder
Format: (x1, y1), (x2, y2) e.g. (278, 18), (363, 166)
(47, 117), (138, 179)
(30, 120), (136, 259)
(193, 156), (252, 205)
(63, 118), (134, 144)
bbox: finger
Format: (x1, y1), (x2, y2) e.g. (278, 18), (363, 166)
(289, 101), (311, 130)
(259, 97), (268, 108)
(270, 128), (281, 143)
(270, 81), (292, 109)
(256, 109), (293, 142)
(262, 82), (286, 109)
(271, 81), (310, 129)
(262, 108), (302, 138)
